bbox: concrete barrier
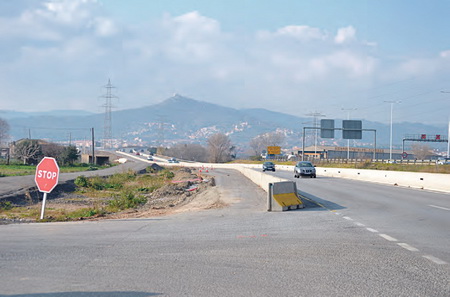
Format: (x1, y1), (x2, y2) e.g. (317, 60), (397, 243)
(116, 152), (450, 193)
(268, 181), (304, 211)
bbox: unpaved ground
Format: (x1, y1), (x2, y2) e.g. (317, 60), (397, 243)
(104, 169), (228, 220)
(41, 167), (228, 221)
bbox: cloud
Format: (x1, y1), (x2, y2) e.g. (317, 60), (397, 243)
(258, 25), (327, 41)
(0, 3), (448, 125)
(334, 26), (356, 44)
(440, 50), (450, 59)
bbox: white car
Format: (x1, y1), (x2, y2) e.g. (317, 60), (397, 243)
(436, 157), (450, 165)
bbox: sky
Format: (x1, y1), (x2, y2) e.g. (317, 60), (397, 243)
(1, 0), (450, 125)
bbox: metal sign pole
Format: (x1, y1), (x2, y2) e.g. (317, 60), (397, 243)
(40, 192), (48, 220)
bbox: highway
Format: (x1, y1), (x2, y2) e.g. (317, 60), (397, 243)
(269, 168), (450, 265)
(0, 164), (449, 296)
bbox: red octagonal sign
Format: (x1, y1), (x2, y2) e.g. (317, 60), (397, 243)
(35, 157), (60, 193)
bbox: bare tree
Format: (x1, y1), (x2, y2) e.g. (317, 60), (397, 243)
(184, 143), (208, 162)
(207, 133), (233, 163)
(13, 139), (42, 165)
(249, 131), (285, 156)
(0, 118), (9, 145)
(41, 142), (64, 159)
(165, 143), (208, 162)
(411, 143), (432, 160)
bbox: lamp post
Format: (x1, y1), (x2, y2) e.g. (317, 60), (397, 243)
(441, 91), (450, 158)
(384, 101), (401, 160)
(342, 108), (357, 160)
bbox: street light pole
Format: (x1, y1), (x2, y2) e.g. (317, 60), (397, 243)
(384, 101), (401, 160)
(441, 91), (450, 157)
(342, 108), (357, 160)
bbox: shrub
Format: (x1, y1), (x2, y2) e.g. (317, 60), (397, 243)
(160, 170), (175, 180)
(74, 175), (89, 188)
(108, 190), (147, 211)
(0, 201), (13, 211)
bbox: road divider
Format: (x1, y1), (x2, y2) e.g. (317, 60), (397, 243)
(268, 181), (304, 211)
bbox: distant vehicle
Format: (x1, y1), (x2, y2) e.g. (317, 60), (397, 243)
(168, 158), (179, 163)
(294, 161), (316, 178)
(147, 156), (153, 161)
(436, 157), (450, 165)
(262, 161), (275, 172)
(385, 160), (397, 164)
(135, 152), (140, 156)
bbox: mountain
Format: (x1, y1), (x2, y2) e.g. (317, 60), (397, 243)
(3, 95), (448, 151)
(0, 109), (95, 120)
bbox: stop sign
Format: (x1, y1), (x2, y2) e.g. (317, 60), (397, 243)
(35, 157), (60, 193)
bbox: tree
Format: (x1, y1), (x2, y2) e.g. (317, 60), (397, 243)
(41, 142), (64, 159)
(0, 118), (9, 145)
(249, 131), (285, 156)
(164, 143), (208, 162)
(411, 143), (432, 160)
(59, 145), (79, 165)
(207, 133), (233, 163)
(13, 139), (42, 165)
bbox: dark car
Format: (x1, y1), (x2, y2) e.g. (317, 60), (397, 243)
(262, 161), (276, 172)
(294, 161), (316, 178)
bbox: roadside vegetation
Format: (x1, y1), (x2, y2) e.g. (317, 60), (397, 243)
(0, 162), (107, 177)
(0, 167), (176, 222)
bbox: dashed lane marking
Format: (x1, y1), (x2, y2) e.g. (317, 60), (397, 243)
(428, 204), (450, 211)
(379, 234), (398, 242)
(423, 255), (448, 265)
(301, 194), (447, 265)
(397, 243), (419, 252)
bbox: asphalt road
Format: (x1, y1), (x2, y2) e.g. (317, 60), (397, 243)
(0, 158), (149, 200)
(268, 168), (450, 265)
(1, 167), (449, 296)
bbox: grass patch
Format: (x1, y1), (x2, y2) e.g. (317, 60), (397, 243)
(0, 168), (175, 222)
(0, 163), (114, 177)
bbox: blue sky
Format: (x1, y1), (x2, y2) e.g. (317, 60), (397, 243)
(0, 0), (450, 125)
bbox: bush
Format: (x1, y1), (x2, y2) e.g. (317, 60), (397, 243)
(160, 170), (175, 180)
(108, 190), (147, 211)
(0, 201), (13, 211)
(74, 175), (89, 188)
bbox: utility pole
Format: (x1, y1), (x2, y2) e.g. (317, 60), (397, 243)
(91, 127), (95, 165)
(384, 101), (401, 160)
(100, 79), (118, 149)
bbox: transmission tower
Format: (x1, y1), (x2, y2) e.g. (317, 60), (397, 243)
(100, 79), (118, 149)
(306, 111), (326, 155)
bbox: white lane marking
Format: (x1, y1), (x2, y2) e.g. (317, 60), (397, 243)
(343, 216), (353, 221)
(366, 228), (379, 233)
(428, 204), (450, 211)
(379, 234), (398, 242)
(355, 222), (365, 227)
(423, 255), (448, 265)
(397, 243), (419, 252)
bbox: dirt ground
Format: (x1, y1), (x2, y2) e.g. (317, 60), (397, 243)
(45, 167), (228, 221)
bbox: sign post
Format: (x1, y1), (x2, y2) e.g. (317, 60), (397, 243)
(35, 157), (60, 220)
